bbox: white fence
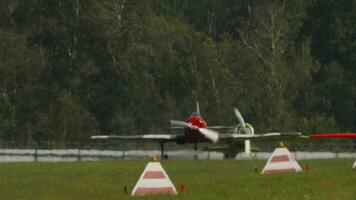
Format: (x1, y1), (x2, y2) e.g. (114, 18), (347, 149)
(1, 148), (356, 162)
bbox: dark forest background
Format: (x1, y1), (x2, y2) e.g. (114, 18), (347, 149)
(0, 0), (355, 145)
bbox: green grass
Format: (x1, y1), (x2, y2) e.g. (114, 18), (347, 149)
(1, 159), (356, 200)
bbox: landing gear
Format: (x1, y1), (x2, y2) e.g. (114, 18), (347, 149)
(159, 141), (165, 159)
(223, 142), (241, 159)
(193, 142), (198, 159)
(224, 142), (232, 159)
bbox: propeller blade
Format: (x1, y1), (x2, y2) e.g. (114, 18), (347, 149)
(234, 108), (247, 133)
(196, 101), (200, 116)
(170, 120), (194, 129)
(198, 128), (219, 143)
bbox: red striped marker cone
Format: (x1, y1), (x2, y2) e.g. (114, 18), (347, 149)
(261, 147), (302, 175)
(131, 162), (177, 196)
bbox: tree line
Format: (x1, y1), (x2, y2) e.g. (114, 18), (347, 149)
(0, 0), (355, 145)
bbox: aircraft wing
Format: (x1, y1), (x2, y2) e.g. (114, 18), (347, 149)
(91, 134), (179, 142)
(169, 126), (232, 129)
(309, 133), (356, 139)
(219, 132), (305, 141)
(208, 126), (234, 129)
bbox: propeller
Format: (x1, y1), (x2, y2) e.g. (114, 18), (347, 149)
(170, 120), (219, 143)
(170, 120), (194, 129)
(234, 108), (248, 133)
(198, 128), (219, 143)
(234, 108), (254, 155)
(196, 101), (200, 116)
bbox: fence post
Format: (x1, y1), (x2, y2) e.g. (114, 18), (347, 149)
(34, 148), (38, 162)
(77, 148), (81, 162)
(207, 148), (210, 160)
(122, 150), (126, 160)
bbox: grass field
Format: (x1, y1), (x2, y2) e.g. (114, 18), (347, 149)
(1, 159), (356, 200)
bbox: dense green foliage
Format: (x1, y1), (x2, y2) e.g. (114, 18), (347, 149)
(0, 0), (355, 144)
(1, 160), (356, 199)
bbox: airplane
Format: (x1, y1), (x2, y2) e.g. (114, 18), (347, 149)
(91, 102), (304, 159)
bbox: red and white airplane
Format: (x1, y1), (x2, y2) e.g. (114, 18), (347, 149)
(91, 102), (303, 158)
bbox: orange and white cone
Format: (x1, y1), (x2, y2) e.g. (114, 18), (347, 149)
(131, 162), (177, 196)
(261, 147), (302, 174)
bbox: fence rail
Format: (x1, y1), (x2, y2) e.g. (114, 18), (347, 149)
(1, 140), (356, 151)
(1, 140), (356, 162)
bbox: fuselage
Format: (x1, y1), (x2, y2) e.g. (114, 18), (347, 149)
(184, 116), (207, 141)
